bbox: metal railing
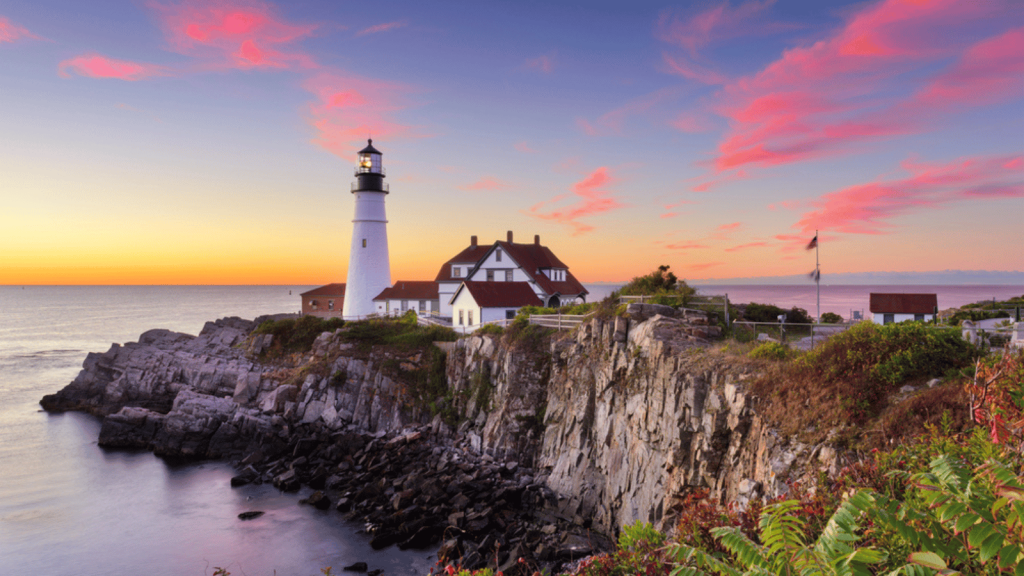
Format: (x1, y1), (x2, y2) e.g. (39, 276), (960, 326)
(620, 293), (731, 324)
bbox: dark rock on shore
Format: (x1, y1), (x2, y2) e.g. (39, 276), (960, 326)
(238, 511), (264, 520)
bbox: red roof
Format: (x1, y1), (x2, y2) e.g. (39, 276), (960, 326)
(434, 244), (491, 282)
(372, 281), (439, 301)
(455, 281), (543, 308)
(493, 241), (588, 297)
(300, 283), (345, 297)
(869, 293), (938, 314)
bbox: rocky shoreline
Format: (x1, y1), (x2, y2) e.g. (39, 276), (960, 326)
(41, 305), (836, 574)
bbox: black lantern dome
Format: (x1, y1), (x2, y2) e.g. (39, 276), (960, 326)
(353, 139), (387, 194)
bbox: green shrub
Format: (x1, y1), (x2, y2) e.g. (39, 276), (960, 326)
(820, 312), (843, 324)
(748, 341), (792, 361)
(252, 315), (345, 355)
(474, 323), (504, 336)
(618, 520), (666, 551)
(743, 302), (811, 324)
(616, 265), (696, 306)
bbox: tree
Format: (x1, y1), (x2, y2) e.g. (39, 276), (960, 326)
(821, 312), (843, 324)
(617, 265), (696, 304)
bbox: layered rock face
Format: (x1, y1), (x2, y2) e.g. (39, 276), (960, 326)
(448, 305), (831, 535)
(43, 305), (828, 543)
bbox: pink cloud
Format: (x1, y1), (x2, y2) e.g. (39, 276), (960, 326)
(152, 0), (317, 70)
(703, 0), (1021, 173)
(304, 73), (418, 158)
(0, 15), (39, 43)
(662, 53), (728, 85)
(514, 141), (536, 153)
(59, 54), (167, 81)
(524, 54), (554, 73)
(655, 0), (779, 57)
(724, 241), (769, 252)
(795, 153), (1024, 235)
(578, 87), (684, 136)
(717, 222), (741, 232)
(663, 241), (708, 251)
(670, 111), (714, 133)
(691, 169), (750, 192)
(356, 21), (407, 37)
(689, 262), (724, 271)
(459, 177), (512, 192)
(526, 167), (625, 235)
(661, 212), (679, 219)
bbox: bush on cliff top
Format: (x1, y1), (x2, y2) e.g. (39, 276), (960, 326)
(253, 315), (345, 355)
(753, 320), (982, 445)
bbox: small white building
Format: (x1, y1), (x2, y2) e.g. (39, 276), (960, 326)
(450, 281), (542, 329)
(435, 231), (588, 317)
(372, 281), (440, 317)
(869, 293), (938, 324)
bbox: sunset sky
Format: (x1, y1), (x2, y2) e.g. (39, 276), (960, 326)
(1, 0), (1021, 285)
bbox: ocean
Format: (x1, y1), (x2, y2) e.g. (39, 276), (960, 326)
(1, 284), (1021, 575)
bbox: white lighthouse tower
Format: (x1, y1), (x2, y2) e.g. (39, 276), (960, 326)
(342, 139), (391, 319)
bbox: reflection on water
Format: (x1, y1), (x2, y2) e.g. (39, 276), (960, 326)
(0, 286), (436, 576)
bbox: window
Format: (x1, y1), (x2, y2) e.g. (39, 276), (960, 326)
(505, 270), (513, 282)
(452, 266), (461, 278)
(883, 313), (894, 324)
(362, 239), (367, 248)
(328, 300), (334, 310)
(914, 314), (925, 321)
(458, 310), (464, 325)
(496, 249), (502, 262)
(310, 299), (318, 311)
(506, 310), (516, 320)
(486, 270), (494, 281)
(468, 310), (474, 325)
(401, 300), (408, 311)
(419, 300), (426, 311)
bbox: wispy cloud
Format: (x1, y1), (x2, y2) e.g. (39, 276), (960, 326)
(795, 153), (1024, 235)
(152, 0), (318, 70)
(655, 0), (780, 57)
(59, 54), (167, 81)
(0, 15), (40, 43)
(459, 176), (512, 192)
(724, 241), (769, 252)
(524, 53), (554, 73)
(577, 87), (685, 137)
(303, 72), (419, 158)
(356, 21), (407, 37)
(514, 141), (536, 153)
(526, 167), (624, 235)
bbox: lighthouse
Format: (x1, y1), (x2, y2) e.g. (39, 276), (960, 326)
(342, 139), (391, 319)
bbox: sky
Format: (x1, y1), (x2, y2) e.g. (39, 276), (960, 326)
(0, 0), (1021, 285)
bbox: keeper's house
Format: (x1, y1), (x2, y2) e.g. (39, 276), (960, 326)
(869, 293), (937, 324)
(301, 283), (346, 318)
(435, 231), (588, 317)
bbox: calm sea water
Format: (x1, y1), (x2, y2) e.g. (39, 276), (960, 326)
(0, 286), (438, 576)
(2, 284), (1022, 575)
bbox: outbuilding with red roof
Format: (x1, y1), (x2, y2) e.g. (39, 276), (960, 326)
(450, 280), (543, 329)
(869, 293), (938, 324)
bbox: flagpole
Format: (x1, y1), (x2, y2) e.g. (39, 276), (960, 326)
(816, 229), (820, 323)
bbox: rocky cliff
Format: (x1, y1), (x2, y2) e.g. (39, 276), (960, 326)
(446, 305), (837, 535)
(42, 306), (835, 545)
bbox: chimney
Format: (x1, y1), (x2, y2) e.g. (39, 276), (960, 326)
(471, 235), (477, 247)
(534, 235), (540, 245)
(507, 230), (513, 243)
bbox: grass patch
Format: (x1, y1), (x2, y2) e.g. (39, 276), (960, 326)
(253, 315), (345, 357)
(751, 321), (982, 446)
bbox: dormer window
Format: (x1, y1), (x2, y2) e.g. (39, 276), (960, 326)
(452, 266), (461, 278)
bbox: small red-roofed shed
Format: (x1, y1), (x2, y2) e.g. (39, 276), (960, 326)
(301, 284), (345, 318)
(869, 293), (938, 324)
